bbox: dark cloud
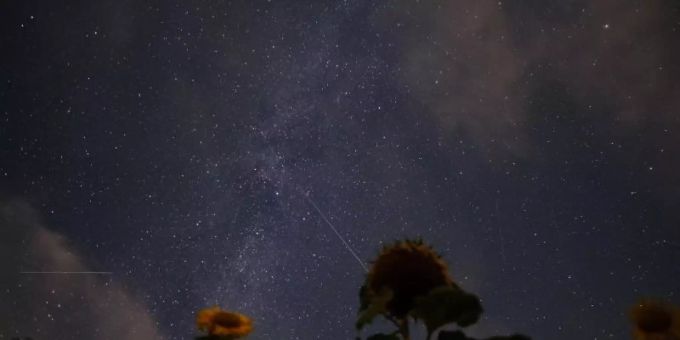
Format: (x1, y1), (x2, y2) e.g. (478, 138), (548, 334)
(0, 198), (162, 340)
(376, 1), (680, 156)
(513, 1), (680, 200)
(375, 2), (528, 154)
(516, 1), (680, 126)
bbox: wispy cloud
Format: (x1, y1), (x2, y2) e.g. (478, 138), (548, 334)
(0, 198), (163, 339)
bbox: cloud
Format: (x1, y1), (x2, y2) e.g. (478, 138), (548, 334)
(374, 1), (529, 154)
(0, 198), (163, 340)
(521, 1), (680, 128)
(375, 1), (680, 156)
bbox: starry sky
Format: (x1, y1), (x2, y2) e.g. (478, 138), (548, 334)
(1, 1), (680, 339)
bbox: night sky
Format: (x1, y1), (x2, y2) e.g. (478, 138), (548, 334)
(2, 1), (680, 339)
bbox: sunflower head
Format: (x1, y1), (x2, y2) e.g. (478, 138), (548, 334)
(632, 300), (673, 334)
(196, 306), (253, 339)
(629, 299), (680, 340)
(365, 239), (453, 317)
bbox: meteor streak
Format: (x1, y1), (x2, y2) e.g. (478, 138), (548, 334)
(20, 271), (112, 275)
(303, 192), (368, 272)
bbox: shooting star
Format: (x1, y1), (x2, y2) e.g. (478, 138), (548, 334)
(495, 199), (507, 268)
(20, 271), (112, 275)
(303, 192), (368, 272)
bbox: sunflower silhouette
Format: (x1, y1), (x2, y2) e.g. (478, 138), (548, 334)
(357, 239), (528, 340)
(365, 239), (454, 317)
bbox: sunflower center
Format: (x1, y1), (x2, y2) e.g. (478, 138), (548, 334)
(213, 312), (245, 328)
(634, 304), (673, 333)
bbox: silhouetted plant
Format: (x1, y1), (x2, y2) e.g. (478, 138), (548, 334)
(356, 239), (530, 340)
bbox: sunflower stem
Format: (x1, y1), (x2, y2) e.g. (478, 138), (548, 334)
(385, 315), (401, 329)
(398, 318), (410, 340)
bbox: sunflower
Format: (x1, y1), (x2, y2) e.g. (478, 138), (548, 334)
(631, 300), (680, 340)
(196, 306), (253, 338)
(364, 239), (454, 317)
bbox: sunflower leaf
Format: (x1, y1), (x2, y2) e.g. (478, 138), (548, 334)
(356, 288), (393, 330)
(359, 284), (370, 311)
(366, 332), (401, 340)
(438, 330), (472, 340)
(485, 335), (532, 340)
(410, 285), (483, 334)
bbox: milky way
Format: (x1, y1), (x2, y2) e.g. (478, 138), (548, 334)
(2, 1), (680, 339)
